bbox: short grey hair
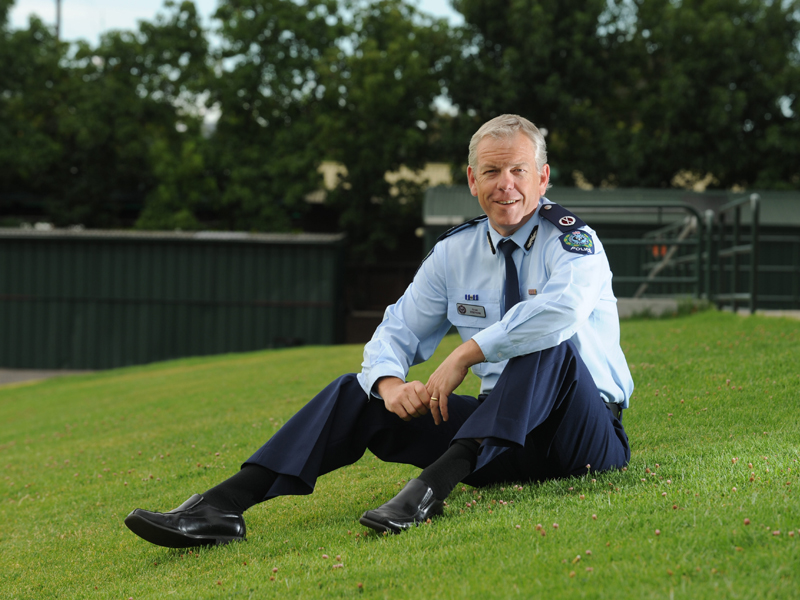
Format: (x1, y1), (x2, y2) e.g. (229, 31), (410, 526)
(468, 114), (548, 173)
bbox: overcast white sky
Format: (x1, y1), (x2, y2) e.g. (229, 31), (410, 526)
(9, 0), (463, 44)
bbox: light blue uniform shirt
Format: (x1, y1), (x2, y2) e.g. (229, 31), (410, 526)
(357, 198), (634, 408)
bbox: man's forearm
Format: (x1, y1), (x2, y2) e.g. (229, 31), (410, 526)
(376, 376), (404, 399)
(449, 339), (486, 370)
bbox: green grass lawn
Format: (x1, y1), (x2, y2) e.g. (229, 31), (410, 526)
(1, 311), (799, 599)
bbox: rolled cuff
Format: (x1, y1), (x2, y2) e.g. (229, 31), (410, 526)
(472, 326), (513, 363)
(357, 365), (407, 399)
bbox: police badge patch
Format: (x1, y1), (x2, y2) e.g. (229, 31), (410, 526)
(560, 230), (594, 255)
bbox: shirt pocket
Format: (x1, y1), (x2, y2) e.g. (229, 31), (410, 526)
(446, 288), (502, 339)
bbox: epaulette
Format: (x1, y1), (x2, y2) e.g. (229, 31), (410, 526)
(436, 214), (489, 242)
(539, 203), (587, 232)
(416, 215), (488, 274)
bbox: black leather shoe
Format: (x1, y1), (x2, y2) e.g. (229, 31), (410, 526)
(124, 494), (246, 548)
(359, 479), (444, 534)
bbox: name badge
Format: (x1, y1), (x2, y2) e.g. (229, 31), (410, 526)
(456, 303), (486, 318)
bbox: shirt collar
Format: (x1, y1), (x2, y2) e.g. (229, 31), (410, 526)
(486, 197), (549, 255)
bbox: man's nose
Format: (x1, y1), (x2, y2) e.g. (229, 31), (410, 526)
(497, 170), (515, 190)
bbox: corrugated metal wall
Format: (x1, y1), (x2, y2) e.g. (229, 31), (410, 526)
(0, 230), (345, 369)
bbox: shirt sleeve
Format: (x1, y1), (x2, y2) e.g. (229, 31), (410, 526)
(472, 226), (611, 362)
(359, 245), (452, 396)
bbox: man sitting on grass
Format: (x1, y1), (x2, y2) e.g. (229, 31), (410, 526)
(125, 114), (633, 547)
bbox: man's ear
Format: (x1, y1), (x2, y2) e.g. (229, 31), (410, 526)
(538, 164), (550, 194)
(467, 166), (478, 197)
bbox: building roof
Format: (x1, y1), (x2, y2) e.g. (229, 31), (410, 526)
(423, 186), (800, 227)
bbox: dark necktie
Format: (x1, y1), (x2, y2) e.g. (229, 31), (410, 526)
(498, 239), (520, 316)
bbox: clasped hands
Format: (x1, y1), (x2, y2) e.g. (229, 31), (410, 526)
(377, 339), (485, 426)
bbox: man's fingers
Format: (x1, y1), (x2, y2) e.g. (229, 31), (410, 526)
(439, 393), (449, 422)
(403, 400), (421, 418)
(409, 382), (431, 417)
(383, 380), (433, 420)
(430, 398), (441, 425)
(402, 394), (429, 419)
(429, 390), (447, 425)
(412, 381), (431, 409)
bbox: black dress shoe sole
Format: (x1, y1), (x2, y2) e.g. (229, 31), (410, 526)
(358, 514), (402, 535)
(124, 512), (243, 548)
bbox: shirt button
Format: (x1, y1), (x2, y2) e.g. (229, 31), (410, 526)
(497, 352), (503, 358)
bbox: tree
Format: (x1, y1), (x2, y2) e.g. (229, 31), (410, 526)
(445, 0), (800, 191)
(619, 0), (800, 190)
(204, 0), (342, 232)
(135, 138), (217, 230)
(0, 0), (211, 227)
(60, 0), (210, 227)
(444, 0), (633, 186)
(0, 11), (65, 212)
(317, 0), (453, 260)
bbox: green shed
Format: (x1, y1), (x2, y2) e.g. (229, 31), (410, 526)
(0, 229), (345, 369)
(423, 186), (800, 307)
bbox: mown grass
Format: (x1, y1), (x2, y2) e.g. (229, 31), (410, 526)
(1, 311), (799, 599)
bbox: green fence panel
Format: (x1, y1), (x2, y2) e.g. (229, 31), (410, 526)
(0, 230), (346, 369)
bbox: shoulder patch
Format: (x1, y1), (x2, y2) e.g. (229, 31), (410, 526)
(560, 230), (595, 256)
(540, 203), (587, 232)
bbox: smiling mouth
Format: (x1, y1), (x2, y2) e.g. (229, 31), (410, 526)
(496, 199), (518, 205)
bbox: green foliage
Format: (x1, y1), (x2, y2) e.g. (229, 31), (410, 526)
(135, 138), (217, 230)
(447, 0), (800, 191)
(1, 312), (799, 598)
(2, 0), (800, 240)
(202, 0), (342, 232)
(0, 0), (10, 26)
(201, 0), (454, 252)
(0, 0), (210, 227)
(317, 0), (453, 259)
(58, 0), (210, 227)
(1, 0), (455, 253)
(0, 15), (64, 198)
(446, 0), (626, 185)
(623, 0), (800, 190)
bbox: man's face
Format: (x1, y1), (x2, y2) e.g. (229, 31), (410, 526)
(467, 133), (550, 237)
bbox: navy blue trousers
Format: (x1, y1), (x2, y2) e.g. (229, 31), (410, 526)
(245, 340), (630, 500)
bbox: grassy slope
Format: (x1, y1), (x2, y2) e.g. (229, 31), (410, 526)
(0, 311), (798, 599)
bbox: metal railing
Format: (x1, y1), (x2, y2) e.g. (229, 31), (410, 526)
(635, 215), (702, 298)
(712, 194), (760, 314)
(563, 196), (800, 312)
(563, 200), (706, 297)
